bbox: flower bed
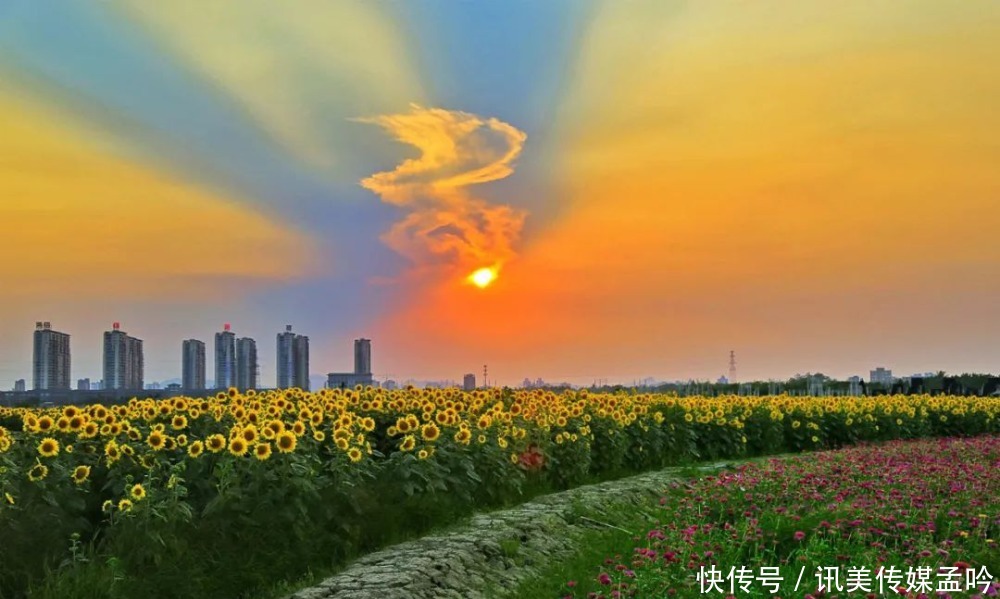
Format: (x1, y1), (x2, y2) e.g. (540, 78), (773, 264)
(565, 435), (1000, 599)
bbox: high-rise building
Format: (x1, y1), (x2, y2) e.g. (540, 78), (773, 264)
(328, 339), (373, 389)
(215, 324), (236, 390)
(870, 367), (893, 386)
(14, 379), (26, 392)
(103, 323), (144, 391)
(277, 325), (310, 390)
(77, 378), (91, 391)
(293, 335), (309, 390)
(33, 322), (71, 391)
(463, 373), (476, 391)
(354, 338), (372, 375)
(182, 339), (206, 391)
(236, 337), (258, 391)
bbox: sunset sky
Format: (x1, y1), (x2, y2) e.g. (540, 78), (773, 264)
(2, 1), (998, 387)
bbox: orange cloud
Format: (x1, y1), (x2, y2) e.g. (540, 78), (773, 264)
(373, 2), (1000, 383)
(358, 105), (527, 273)
(0, 90), (319, 301)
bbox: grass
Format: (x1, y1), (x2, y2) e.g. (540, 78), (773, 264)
(502, 502), (662, 599)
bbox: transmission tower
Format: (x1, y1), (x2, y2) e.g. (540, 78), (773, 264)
(483, 364), (488, 389)
(729, 350), (737, 383)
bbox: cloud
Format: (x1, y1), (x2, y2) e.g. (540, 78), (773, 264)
(359, 105), (528, 271)
(0, 90), (319, 301)
(111, 0), (425, 173)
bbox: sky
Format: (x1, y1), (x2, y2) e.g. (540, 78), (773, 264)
(1, 1), (999, 388)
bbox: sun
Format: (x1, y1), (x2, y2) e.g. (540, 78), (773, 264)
(468, 267), (498, 289)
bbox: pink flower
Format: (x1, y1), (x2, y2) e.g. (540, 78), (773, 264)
(794, 531), (806, 541)
(567, 581), (577, 588)
(598, 573), (612, 585)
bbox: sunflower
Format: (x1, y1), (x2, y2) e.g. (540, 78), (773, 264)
(312, 430), (326, 442)
(291, 421), (306, 436)
(104, 441), (121, 463)
(454, 429), (472, 445)
(347, 447), (363, 463)
(21, 414), (37, 430)
(421, 423), (441, 442)
(335, 437), (349, 451)
(80, 422), (99, 438)
(228, 438), (248, 457)
(118, 499), (133, 512)
(275, 431), (297, 454)
(71, 465), (91, 485)
(37, 416), (54, 432)
(4, 492), (14, 505)
(130, 484), (146, 501)
(171, 415), (188, 430)
(254, 442), (272, 461)
(417, 449), (429, 460)
(241, 425), (258, 444)
(147, 431), (166, 451)
(399, 435), (416, 452)
(37, 437), (60, 458)
(28, 464), (49, 482)
(187, 441), (204, 458)
(206, 434), (226, 453)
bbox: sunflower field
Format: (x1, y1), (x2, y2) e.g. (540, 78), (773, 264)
(0, 388), (998, 598)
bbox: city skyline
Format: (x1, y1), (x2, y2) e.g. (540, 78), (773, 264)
(9, 319), (987, 393)
(1, 2), (998, 386)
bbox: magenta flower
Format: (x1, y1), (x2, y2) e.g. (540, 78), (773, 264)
(794, 531), (806, 541)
